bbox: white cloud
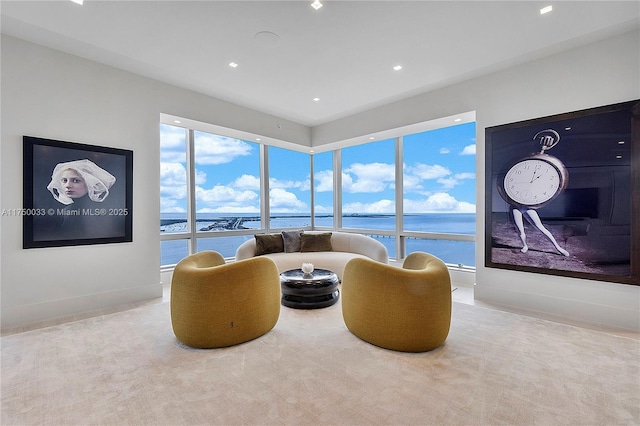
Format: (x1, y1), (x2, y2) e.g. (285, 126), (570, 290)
(439, 147), (450, 154)
(343, 199), (394, 214)
(160, 126), (185, 149)
(407, 163), (451, 180)
(313, 204), (333, 213)
(160, 162), (186, 186)
(455, 172), (476, 180)
(197, 205), (258, 214)
(270, 177), (310, 191)
(194, 134), (253, 165)
(461, 144), (476, 155)
(232, 174), (260, 190)
(314, 169), (333, 192)
(195, 185), (258, 210)
(435, 172), (475, 190)
(299, 178), (311, 192)
(160, 198), (186, 213)
(160, 185), (187, 201)
(402, 172), (424, 192)
(160, 151), (185, 163)
(404, 193), (475, 213)
(343, 162), (394, 193)
(160, 162), (188, 211)
(195, 170), (207, 185)
(160, 163), (206, 209)
(269, 188), (308, 212)
(436, 177), (459, 189)
(160, 127), (189, 213)
(404, 163), (475, 191)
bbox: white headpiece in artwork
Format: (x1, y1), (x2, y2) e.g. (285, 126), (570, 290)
(47, 159), (116, 205)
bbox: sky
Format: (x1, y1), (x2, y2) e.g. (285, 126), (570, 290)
(160, 121), (476, 215)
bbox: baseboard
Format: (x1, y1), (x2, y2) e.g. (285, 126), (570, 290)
(161, 269), (174, 286)
(448, 267), (475, 287)
(475, 285), (640, 333)
(1, 282), (163, 333)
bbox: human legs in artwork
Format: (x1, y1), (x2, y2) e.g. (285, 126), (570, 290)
(512, 208), (530, 253)
(512, 208), (569, 257)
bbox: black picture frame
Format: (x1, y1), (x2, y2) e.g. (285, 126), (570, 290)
(23, 136), (133, 248)
(485, 100), (639, 286)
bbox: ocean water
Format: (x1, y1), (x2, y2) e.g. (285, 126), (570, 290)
(160, 213), (476, 267)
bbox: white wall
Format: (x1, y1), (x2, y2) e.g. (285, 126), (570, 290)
(0, 35), (309, 330)
(3, 28), (639, 332)
(313, 29), (640, 331)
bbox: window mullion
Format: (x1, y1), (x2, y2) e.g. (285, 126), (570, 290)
(395, 136), (404, 260)
(186, 128), (197, 254)
(261, 144), (269, 232)
(310, 153), (315, 229)
(334, 149), (342, 230)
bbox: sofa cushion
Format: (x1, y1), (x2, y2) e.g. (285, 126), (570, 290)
(301, 232), (332, 252)
(255, 234), (284, 255)
(233, 231), (390, 280)
(282, 229), (304, 253)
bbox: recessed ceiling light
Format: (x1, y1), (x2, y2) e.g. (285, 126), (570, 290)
(540, 5), (553, 15)
(616, 155), (623, 159)
(173, 120), (181, 124)
(618, 140), (626, 145)
(310, 150), (315, 153)
(369, 137), (375, 140)
(256, 138), (261, 141)
(229, 62), (238, 68)
(565, 127), (572, 131)
(313, 98), (320, 102)
(70, 0), (83, 4)
(454, 118), (462, 122)
(393, 65), (403, 71)
(311, 0), (323, 10)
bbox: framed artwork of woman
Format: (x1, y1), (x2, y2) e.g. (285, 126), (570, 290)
(23, 136), (133, 248)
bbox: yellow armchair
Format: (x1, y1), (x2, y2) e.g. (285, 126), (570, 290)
(341, 252), (452, 352)
(170, 251), (281, 348)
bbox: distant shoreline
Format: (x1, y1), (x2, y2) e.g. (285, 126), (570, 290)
(160, 213), (476, 233)
(160, 213), (396, 231)
(160, 212), (477, 266)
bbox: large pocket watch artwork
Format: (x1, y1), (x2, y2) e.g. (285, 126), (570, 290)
(486, 99), (638, 285)
(497, 129), (570, 257)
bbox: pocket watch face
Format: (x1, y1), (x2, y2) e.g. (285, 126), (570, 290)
(502, 158), (564, 207)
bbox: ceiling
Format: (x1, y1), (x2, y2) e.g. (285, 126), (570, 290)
(1, 1), (639, 127)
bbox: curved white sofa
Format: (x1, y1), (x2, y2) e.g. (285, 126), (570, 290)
(235, 231), (389, 280)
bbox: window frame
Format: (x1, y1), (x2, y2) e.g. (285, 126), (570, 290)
(160, 113), (476, 269)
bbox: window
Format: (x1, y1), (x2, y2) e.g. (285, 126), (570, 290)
(161, 239), (189, 266)
(406, 238), (475, 266)
(160, 124), (264, 265)
(403, 122), (476, 266)
(193, 130), (260, 221)
(161, 114), (476, 269)
(341, 138), (396, 230)
(196, 235), (253, 258)
(160, 124), (190, 266)
(192, 130), (261, 255)
(268, 146), (311, 229)
(160, 124), (188, 235)
(313, 151), (333, 228)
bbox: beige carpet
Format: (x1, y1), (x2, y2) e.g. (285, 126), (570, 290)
(1, 297), (639, 425)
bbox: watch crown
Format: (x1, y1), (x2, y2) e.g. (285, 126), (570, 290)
(534, 129), (560, 154)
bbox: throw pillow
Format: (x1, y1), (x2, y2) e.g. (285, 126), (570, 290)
(282, 230), (304, 253)
(300, 232), (333, 252)
(255, 234), (284, 255)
